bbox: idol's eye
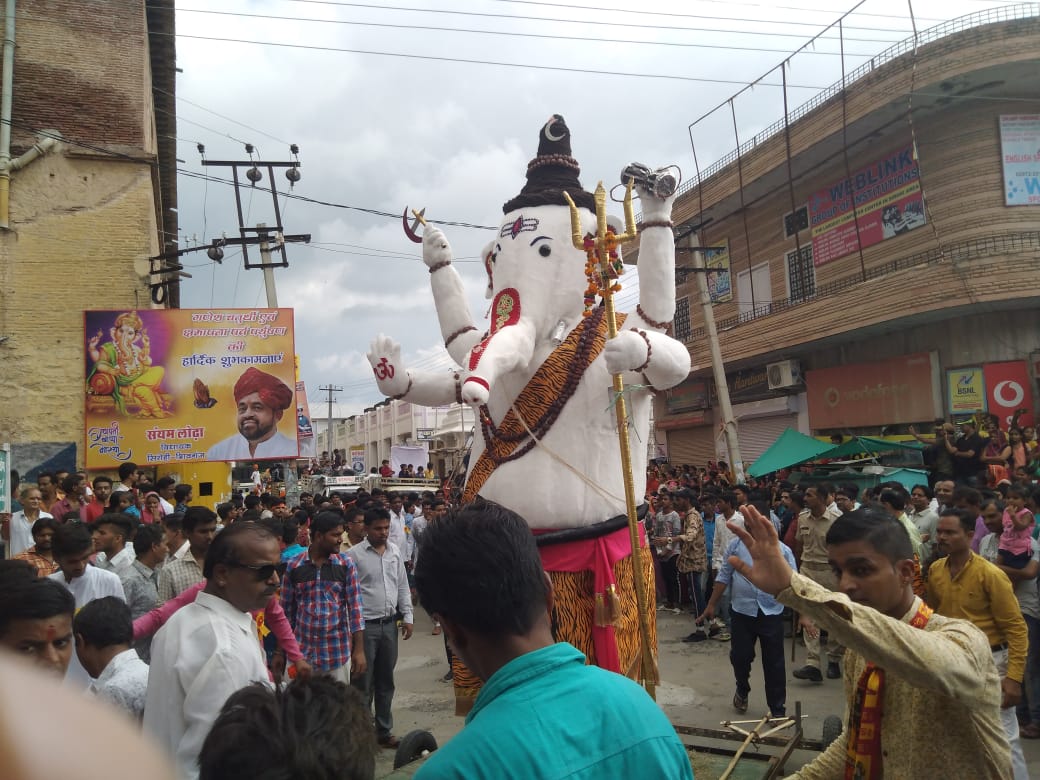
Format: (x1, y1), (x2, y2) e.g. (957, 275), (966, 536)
(530, 235), (552, 256)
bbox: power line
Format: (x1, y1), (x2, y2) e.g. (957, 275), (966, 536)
(0, 115), (501, 235)
(171, 6), (886, 55)
(170, 33), (834, 88)
(158, 106), (255, 147)
(153, 87), (292, 146)
(266, 0), (912, 38)
(488, 0), (946, 23)
(309, 244), (482, 262)
(176, 168), (500, 230)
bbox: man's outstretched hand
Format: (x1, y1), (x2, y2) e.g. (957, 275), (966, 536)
(728, 504), (795, 597)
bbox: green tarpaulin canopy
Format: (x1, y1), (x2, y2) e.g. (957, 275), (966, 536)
(747, 430), (925, 478)
(747, 429), (834, 477)
(820, 436), (924, 460)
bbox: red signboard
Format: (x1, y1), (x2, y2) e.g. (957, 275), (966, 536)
(807, 352), (939, 428)
(984, 361), (1034, 429)
(808, 143), (926, 267)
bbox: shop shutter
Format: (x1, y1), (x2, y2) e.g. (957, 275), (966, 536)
(665, 426), (718, 468)
(736, 414), (800, 465)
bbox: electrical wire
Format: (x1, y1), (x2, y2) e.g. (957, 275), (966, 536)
(308, 245), (483, 262)
(176, 167), (499, 230)
(159, 107), (255, 147)
(170, 33), (834, 88)
(153, 87), (292, 146)
(488, 0), (947, 23)
(171, 6), (885, 56)
(264, 0), (913, 37)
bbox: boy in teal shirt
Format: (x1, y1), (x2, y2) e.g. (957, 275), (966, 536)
(413, 500), (693, 780)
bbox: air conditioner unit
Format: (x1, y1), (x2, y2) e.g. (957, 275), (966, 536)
(767, 359), (803, 390)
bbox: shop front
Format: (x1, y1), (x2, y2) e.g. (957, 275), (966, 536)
(806, 351), (942, 432)
(717, 366), (808, 465)
(658, 378), (716, 466)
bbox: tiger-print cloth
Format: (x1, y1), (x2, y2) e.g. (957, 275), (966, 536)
(452, 547), (658, 715)
(461, 308), (624, 503)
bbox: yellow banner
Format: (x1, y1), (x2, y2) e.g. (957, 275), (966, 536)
(84, 308), (298, 468)
(946, 367), (986, 414)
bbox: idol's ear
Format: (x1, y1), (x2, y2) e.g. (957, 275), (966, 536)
(481, 239), (496, 299)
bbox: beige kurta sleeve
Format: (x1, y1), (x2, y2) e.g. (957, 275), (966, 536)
(779, 572), (997, 709)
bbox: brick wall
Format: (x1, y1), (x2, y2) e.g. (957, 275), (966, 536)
(10, 0), (152, 153)
(0, 1), (161, 458)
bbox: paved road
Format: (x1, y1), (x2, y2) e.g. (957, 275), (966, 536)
(377, 609), (1040, 777)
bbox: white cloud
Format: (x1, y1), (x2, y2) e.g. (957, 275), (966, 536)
(173, 0), (996, 411)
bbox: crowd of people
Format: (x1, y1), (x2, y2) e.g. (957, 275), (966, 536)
(643, 414), (1040, 777)
(0, 460), (465, 779)
(1, 412), (1038, 778)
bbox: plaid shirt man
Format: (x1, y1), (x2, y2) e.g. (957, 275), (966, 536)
(157, 554), (204, 604)
(280, 550), (365, 672)
(14, 546), (60, 577)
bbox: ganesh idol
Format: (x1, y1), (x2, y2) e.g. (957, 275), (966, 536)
(368, 115), (690, 708)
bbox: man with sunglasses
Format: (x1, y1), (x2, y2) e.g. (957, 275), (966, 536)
(145, 521), (281, 779)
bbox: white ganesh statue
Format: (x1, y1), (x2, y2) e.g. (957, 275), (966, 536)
(368, 114), (690, 709)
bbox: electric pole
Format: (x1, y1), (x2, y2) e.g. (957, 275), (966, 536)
(146, 144), (310, 305)
(685, 231), (746, 484)
(320, 384), (342, 456)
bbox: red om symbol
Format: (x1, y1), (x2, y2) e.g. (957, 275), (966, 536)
(373, 357), (395, 381)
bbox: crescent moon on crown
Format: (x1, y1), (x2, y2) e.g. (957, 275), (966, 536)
(543, 118), (565, 142)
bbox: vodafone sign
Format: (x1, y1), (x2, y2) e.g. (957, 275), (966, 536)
(984, 361), (1034, 428)
(807, 352), (940, 428)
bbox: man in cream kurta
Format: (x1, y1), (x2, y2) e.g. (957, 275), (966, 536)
(144, 522), (281, 779)
(725, 503), (1009, 779)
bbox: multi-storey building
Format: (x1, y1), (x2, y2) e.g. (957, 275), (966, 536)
(646, 6), (1040, 469)
(0, 0), (178, 475)
(322, 400), (475, 480)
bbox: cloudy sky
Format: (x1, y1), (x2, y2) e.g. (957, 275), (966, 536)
(172, 0), (1011, 416)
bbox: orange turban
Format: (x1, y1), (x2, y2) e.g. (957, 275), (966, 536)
(233, 367), (293, 412)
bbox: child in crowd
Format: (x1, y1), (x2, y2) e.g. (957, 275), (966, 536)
(998, 484), (1035, 569)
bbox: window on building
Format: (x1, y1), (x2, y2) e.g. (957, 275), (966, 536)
(786, 245), (815, 302)
(783, 205), (809, 238)
(674, 296), (691, 341)
(736, 263), (772, 321)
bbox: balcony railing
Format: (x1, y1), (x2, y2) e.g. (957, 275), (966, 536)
(688, 231), (1040, 339)
(679, 4), (1039, 198)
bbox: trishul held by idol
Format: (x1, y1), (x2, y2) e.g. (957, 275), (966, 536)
(564, 180), (657, 695)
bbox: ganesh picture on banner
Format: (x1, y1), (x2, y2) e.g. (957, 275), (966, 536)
(86, 310), (173, 419)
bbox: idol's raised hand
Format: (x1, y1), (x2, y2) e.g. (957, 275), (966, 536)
(727, 503), (795, 597)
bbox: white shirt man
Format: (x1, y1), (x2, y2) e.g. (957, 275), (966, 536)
(49, 565), (126, 607)
(144, 522), (279, 779)
(89, 648), (150, 721)
(49, 566), (126, 687)
(7, 490), (52, 557)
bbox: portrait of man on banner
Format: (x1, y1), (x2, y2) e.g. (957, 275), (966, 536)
(206, 367), (299, 461)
